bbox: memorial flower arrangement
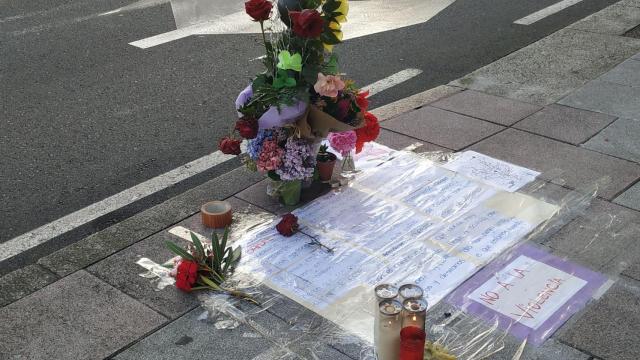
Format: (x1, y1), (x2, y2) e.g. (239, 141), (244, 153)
(165, 229), (256, 303)
(218, 0), (379, 205)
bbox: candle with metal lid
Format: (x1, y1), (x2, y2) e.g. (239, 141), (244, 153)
(374, 284), (399, 349)
(398, 284), (423, 301)
(400, 299), (427, 360)
(375, 300), (402, 360)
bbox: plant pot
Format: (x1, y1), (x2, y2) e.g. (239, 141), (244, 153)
(317, 159), (336, 181)
(279, 180), (302, 206)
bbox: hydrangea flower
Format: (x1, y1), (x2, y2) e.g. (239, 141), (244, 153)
(276, 138), (316, 181)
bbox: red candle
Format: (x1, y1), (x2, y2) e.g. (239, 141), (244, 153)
(399, 326), (426, 360)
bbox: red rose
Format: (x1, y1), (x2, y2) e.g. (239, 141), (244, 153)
(235, 117), (258, 139)
(245, 0), (272, 22)
(218, 136), (242, 155)
(289, 10), (324, 38)
(356, 90), (369, 113)
(355, 112), (380, 153)
(336, 98), (351, 121)
(276, 213), (298, 237)
(175, 260), (199, 292)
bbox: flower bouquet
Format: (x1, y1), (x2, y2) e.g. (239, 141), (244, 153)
(218, 0), (380, 205)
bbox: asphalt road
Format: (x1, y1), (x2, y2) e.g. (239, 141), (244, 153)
(0, 0), (620, 270)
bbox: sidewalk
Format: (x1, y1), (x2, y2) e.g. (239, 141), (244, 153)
(2, 2), (640, 359)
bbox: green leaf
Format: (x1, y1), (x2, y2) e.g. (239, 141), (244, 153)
(211, 232), (222, 273)
(190, 232), (205, 259)
(200, 275), (223, 290)
(321, 31), (342, 45)
(220, 227), (230, 256)
(165, 241), (195, 262)
(322, 54), (339, 75)
(322, 0), (340, 13)
(267, 171), (281, 181)
(232, 246), (242, 264)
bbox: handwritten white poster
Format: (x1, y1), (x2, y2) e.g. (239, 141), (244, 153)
(468, 255), (587, 329)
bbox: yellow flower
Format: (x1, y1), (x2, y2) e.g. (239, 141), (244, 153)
(323, 21), (343, 52)
(335, 0), (349, 23)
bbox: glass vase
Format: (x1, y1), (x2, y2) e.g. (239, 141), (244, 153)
(341, 150), (357, 176)
(279, 179), (302, 206)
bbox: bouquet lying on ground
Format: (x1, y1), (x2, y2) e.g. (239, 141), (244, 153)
(166, 229), (256, 303)
(218, 0), (380, 182)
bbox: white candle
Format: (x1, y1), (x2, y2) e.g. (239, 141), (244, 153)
(374, 284), (399, 346)
(376, 300), (402, 360)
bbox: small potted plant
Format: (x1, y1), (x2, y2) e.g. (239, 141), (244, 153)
(316, 144), (337, 181)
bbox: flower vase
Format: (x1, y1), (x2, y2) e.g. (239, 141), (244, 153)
(279, 180), (302, 206)
(341, 150), (357, 175)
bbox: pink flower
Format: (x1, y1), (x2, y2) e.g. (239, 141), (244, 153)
(314, 73), (345, 98)
(257, 140), (284, 171)
(328, 131), (357, 156)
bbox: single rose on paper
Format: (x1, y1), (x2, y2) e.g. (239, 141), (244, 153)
(244, 0), (272, 22)
(218, 137), (242, 155)
(289, 9), (324, 38)
(276, 213), (299, 237)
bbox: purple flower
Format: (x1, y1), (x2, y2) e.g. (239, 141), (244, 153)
(276, 138), (316, 181)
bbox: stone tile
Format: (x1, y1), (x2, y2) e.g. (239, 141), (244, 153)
(615, 181), (640, 211)
(514, 104), (616, 145)
(113, 307), (276, 360)
(559, 281), (640, 360)
(583, 117), (640, 163)
(546, 198), (640, 270)
(569, 4), (640, 36)
(559, 80), (640, 120)
(521, 339), (590, 360)
(372, 85), (462, 122)
(376, 129), (451, 152)
(38, 167), (264, 276)
(598, 58), (640, 87)
(470, 129), (640, 199)
(634, 51), (640, 60)
(622, 261), (640, 281)
(0, 264), (59, 307)
(431, 90), (542, 126)
(0, 270), (166, 359)
(452, 29), (640, 105)
(87, 197), (267, 319)
(382, 106), (504, 150)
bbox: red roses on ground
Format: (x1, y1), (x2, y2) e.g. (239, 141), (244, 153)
(289, 10), (324, 38)
(175, 260), (199, 291)
(235, 117), (259, 139)
(245, 0), (272, 22)
(355, 112), (380, 153)
(218, 137), (242, 155)
(276, 213), (299, 237)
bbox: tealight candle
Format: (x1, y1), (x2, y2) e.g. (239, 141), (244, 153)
(375, 300), (402, 360)
(398, 284), (423, 301)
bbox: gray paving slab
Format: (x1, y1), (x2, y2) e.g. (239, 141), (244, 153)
(514, 104), (616, 145)
(87, 197), (268, 319)
(113, 307), (280, 360)
(0, 264), (58, 307)
(451, 29), (640, 105)
(38, 166), (264, 276)
(431, 90), (542, 126)
(376, 129), (451, 152)
(382, 106), (504, 150)
(546, 198), (640, 270)
(558, 281), (640, 360)
(583, 117), (640, 163)
(372, 85), (462, 122)
(0, 270), (166, 360)
(634, 51), (640, 59)
(615, 181), (640, 211)
(598, 58), (640, 87)
(236, 180), (332, 215)
(469, 129), (640, 199)
(568, 4), (640, 36)
(622, 261), (640, 281)
(558, 80), (640, 120)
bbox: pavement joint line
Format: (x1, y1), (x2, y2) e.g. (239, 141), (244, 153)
(0, 151), (236, 263)
(514, 0), (586, 26)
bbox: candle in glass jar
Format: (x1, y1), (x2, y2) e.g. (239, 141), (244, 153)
(400, 299), (428, 360)
(375, 300), (402, 360)
(374, 284), (399, 346)
(401, 298), (428, 330)
(398, 284), (423, 301)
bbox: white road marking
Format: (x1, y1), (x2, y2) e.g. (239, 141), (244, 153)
(0, 69), (417, 262)
(129, 0), (456, 49)
(0, 151), (234, 262)
(100, 0), (170, 16)
(361, 69), (423, 96)
(514, 0), (585, 25)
